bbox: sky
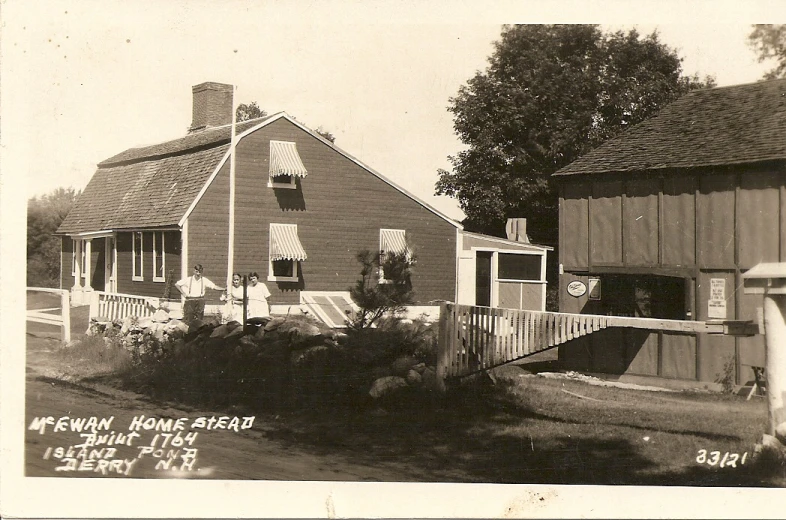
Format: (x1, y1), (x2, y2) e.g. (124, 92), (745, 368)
(2, 1), (781, 224)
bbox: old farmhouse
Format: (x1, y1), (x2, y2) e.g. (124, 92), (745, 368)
(554, 78), (786, 385)
(56, 82), (550, 324)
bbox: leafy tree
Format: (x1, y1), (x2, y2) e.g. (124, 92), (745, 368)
(748, 24), (786, 79)
(349, 250), (415, 330)
(236, 101), (267, 122)
(436, 25), (713, 245)
(236, 101), (337, 143)
(315, 126), (336, 143)
(27, 187), (80, 287)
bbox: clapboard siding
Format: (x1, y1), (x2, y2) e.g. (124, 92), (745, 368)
(187, 118), (457, 305)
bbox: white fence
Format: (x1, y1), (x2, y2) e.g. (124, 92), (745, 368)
(26, 287), (71, 343)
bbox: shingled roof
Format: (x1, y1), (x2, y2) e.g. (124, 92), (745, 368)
(553, 78), (786, 177)
(56, 117), (271, 234)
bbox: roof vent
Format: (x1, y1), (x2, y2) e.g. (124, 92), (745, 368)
(189, 82), (234, 133)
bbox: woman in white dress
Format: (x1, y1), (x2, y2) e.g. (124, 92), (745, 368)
(246, 271), (271, 321)
(220, 273), (245, 323)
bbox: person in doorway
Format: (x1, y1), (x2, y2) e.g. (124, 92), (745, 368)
(246, 271), (271, 322)
(220, 273), (245, 323)
(176, 264), (225, 325)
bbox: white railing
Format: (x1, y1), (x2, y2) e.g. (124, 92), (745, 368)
(89, 290), (158, 322)
(26, 287), (71, 343)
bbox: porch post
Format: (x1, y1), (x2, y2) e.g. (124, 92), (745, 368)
(83, 238), (93, 291)
(72, 239), (82, 290)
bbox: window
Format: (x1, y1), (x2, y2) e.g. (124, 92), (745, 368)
(379, 229), (410, 283)
(497, 253), (542, 282)
(268, 223), (307, 282)
(81, 247), (87, 279)
(152, 231), (165, 282)
(132, 232), (144, 281)
(268, 140), (308, 189)
(71, 239), (77, 276)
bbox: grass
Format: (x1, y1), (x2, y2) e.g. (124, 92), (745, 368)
(49, 334), (135, 380)
(262, 367), (782, 486)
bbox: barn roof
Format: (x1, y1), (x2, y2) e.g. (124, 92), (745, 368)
(553, 78), (786, 178)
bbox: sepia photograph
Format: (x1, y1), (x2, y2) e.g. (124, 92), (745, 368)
(2, 0), (786, 518)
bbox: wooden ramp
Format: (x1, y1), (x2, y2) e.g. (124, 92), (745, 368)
(436, 303), (749, 382)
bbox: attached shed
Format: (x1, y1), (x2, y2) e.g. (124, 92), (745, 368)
(553, 78), (786, 384)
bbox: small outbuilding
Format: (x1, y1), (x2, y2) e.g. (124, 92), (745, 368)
(553, 78), (786, 384)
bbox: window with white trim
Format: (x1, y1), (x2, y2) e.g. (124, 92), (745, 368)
(71, 239), (77, 276)
(379, 228), (409, 283)
(497, 253), (542, 282)
(152, 231), (165, 282)
(268, 140), (308, 189)
(268, 223), (307, 282)
(132, 232), (144, 281)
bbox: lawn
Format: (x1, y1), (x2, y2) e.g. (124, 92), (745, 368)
(262, 365), (779, 486)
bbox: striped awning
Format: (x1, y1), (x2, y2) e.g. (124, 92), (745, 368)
(270, 224), (308, 261)
(380, 229), (409, 255)
(270, 140), (308, 178)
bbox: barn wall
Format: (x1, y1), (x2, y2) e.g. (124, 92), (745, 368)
(115, 231), (182, 299)
(558, 165), (784, 383)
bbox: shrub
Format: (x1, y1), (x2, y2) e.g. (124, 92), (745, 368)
(349, 249), (416, 330)
(715, 355), (737, 394)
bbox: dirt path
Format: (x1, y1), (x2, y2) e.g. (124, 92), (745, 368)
(24, 332), (444, 481)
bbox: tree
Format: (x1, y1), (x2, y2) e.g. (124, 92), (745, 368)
(436, 25), (714, 245)
(236, 101), (337, 143)
(27, 187), (80, 287)
(748, 24), (786, 79)
(236, 101), (267, 122)
(315, 126), (336, 143)
(348, 250), (416, 330)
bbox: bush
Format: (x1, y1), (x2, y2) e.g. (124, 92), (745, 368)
(349, 249), (416, 329)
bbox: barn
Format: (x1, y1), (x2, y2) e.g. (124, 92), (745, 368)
(56, 82), (551, 324)
(554, 78), (786, 384)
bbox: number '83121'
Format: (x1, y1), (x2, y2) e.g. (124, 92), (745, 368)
(696, 449), (748, 468)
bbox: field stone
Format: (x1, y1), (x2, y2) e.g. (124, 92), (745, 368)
(421, 367), (437, 391)
(165, 319), (189, 334)
(210, 324), (231, 338)
(406, 369), (422, 386)
(137, 317), (153, 329)
(264, 317), (286, 331)
(391, 355), (418, 377)
(225, 325), (246, 339)
(369, 376), (408, 399)
(412, 362), (427, 373)
(152, 309), (170, 323)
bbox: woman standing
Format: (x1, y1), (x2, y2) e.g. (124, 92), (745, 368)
(246, 271), (272, 321)
(220, 273), (245, 323)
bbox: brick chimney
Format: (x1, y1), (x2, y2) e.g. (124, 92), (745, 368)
(189, 82), (234, 133)
(505, 218), (530, 243)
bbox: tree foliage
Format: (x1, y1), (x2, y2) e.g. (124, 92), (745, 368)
(27, 187), (80, 287)
(236, 101), (267, 122)
(748, 24), (786, 79)
(436, 25), (713, 245)
(349, 250), (416, 330)
(315, 126), (336, 143)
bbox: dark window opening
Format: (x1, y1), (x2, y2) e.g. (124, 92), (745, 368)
(273, 259), (294, 278)
(600, 274), (688, 320)
(498, 253), (541, 281)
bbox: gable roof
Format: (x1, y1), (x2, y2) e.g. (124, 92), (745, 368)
(553, 78), (786, 178)
(58, 113), (462, 235)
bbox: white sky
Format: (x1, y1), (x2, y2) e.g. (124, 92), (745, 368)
(3, 2), (786, 518)
(2, 1), (781, 222)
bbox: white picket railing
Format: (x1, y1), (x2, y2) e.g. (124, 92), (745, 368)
(89, 290), (159, 322)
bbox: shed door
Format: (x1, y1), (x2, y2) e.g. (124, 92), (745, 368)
(475, 251), (492, 307)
